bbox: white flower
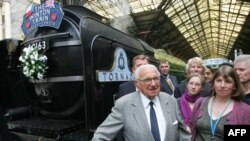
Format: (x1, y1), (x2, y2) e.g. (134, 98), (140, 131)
(19, 56), (23, 62)
(38, 66), (42, 70)
(23, 47), (32, 54)
(30, 69), (35, 74)
(30, 54), (34, 60)
(23, 66), (28, 71)
(33, 52), (39, 60)
(31, 60), (35, 64)
(40, 56), (47, 62)
(19, 45), (48, 81)
(24, 70), (31, 77)
(37, 73), (43, 79)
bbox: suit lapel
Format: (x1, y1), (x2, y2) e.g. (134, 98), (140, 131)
(132, 92), (154, 141)
(160, 75), (173, 94)
(158, 93), (172, 140)
(170, 75), (177, 87)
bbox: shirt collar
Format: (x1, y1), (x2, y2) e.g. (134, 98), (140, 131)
(161, 73), (170, 78)
(140, 92), (160, 108)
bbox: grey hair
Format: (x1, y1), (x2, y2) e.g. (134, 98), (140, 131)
(233, 54), (250, 68)
(134, 64), (160, 79)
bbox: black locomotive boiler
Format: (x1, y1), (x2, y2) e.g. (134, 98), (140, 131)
(0, 5), (158, 141)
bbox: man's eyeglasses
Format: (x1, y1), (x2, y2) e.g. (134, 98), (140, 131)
(138, 77), (160, 84)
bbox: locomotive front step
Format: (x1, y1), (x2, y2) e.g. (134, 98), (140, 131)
(8, 118), (84, 140)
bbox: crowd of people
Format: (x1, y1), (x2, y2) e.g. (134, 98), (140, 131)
(92, 54), (250, 141)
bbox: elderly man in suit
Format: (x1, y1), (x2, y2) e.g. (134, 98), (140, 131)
(118, 54), (149, 98)
(92, 64), (191, 141)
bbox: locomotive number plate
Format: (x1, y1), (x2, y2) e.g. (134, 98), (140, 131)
(26, 40), (48, 50)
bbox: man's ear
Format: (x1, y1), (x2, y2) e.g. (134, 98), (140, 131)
(132, 67), (135, 73)
(134, 80), (139, 88)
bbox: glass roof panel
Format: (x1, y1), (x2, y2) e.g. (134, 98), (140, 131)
(84, 0), (250, 59)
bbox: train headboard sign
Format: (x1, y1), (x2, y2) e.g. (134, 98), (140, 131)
(21, 0), (64, 36)
(96, 48), (135, 82)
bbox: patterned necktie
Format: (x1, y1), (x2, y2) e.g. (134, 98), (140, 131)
(149, 101), (161, 141)
(166, 76), (174, 92)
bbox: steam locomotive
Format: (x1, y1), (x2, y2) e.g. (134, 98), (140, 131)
(0, 5), (158, 141)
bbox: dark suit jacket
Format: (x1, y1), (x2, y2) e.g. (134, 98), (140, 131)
(160, 74), (178, 95)
(118, 81), (136, 98)
(174, 82), (211, 98)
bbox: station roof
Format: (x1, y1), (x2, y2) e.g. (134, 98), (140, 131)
(76, 0), (250, 61)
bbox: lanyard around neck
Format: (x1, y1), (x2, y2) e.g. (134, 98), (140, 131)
(209, 97), (231, 138)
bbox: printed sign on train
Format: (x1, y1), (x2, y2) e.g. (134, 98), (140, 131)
(96, 48), (135, 82)
(21, 0), (64, 36)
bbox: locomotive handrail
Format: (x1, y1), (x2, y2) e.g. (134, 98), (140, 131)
(29, 76), (84, 83)
(79, 16), (145, 53)
(21, 32), (71, 45)
(90, 34), (143, 54)
(53, 40), (82, 48)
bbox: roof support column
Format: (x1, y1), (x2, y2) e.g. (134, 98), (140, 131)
(3, 0), (11, 39)
(0, 1), (3, 40)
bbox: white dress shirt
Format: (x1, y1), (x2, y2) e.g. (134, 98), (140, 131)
(140, 92), (166, 141)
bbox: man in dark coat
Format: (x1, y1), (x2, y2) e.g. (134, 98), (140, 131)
(118, 55), (149, 98)
(158, 59), (178, 96)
